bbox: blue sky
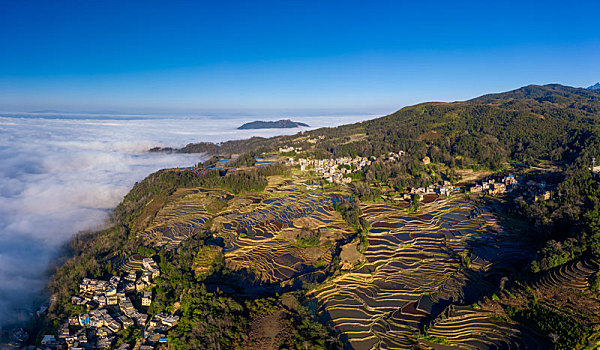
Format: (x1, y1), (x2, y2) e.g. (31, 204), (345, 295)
(0, 0), (598, 114)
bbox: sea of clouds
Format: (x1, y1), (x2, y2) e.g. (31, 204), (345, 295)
(0, 113), (371, 327)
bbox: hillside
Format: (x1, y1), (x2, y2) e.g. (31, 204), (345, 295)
(171, 84), (600, 171)
(307, 84), (600, 166)
(29, 84), (600, 350)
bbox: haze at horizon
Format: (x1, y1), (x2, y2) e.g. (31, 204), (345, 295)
(1, 0), (598, 114)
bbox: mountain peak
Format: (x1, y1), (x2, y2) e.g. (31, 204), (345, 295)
(587, 82), (600, 90)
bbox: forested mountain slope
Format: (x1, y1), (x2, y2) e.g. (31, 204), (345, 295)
(314, 84), (600, 167)
(177, 84), (600, 170)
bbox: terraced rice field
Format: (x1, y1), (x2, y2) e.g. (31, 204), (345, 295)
(420, 305), (549, 349)
(309, 195), (533, 349)
(530, 258), (598, 291)
(137, 189), (215, 251)
(135, 179), (355, 289)
(220, 192), (354, 287)
(117, 254), (145, 274)
(422, 258), (600, 349)
(131, 179), (570, 348)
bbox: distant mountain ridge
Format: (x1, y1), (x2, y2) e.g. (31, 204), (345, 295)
(588, 82), (600, 91)
(238, 119), (309, 129)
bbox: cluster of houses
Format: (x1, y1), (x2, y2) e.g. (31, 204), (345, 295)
(466, 173), (554, 204)
(278, 146), (302, 153)
(284, 150), (410, 185)
(468, 174), (519, 196)
(394, 174), (521, 202)
(303, 135), (325, 144)
(406, 181), (457, 199)
(39, 257), (180, 349)
(385, 151), (405, 162)
(147, 313), (180, 334)
(523, 179), (553, 202)
(290, 156), (372, 184)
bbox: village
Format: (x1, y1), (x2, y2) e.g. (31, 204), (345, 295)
(37, 257), (179, 350)
(467, 174), (519, 196)
(287, 149), (466, 200)
(287, 148), (404, 185)
(289, 155), (368, 184)
(283, 146), (527, 201)
(172, 144), (545, 207)
(284, 147), (551, 206)
(467, 173), (554, 204)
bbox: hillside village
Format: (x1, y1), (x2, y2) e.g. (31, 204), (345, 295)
(288, 149), (406, 185)
(289, 155), (370, 184)
(468, 174), (518, 196)
(35, 257), (179, 350)
(467, 174), (554, 204)
(176, 145), (530, 203)
(284, 147), (523, 201)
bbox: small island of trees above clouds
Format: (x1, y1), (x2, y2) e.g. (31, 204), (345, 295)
(237, 119), (309, 129)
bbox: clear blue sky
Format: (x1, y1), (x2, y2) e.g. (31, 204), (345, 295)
(0, 0), (598, 114)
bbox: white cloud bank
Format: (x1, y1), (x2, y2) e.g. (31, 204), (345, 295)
(0, 114), (372, 326)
